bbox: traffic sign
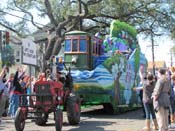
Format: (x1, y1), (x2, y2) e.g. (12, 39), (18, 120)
(22, 38), (37, 65)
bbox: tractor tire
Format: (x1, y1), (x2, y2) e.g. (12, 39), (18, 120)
(15, 108), (25, 131)
(35, 113), (48, 126)
(55, 109), (63, 131)
(66, 95), (81, 125)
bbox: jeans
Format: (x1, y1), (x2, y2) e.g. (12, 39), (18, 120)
(21, 95), (28, 106)
(170, 98), (175, 114)
(0, 95), (7, 117)
(143, 102), (156, 119)
(8, 94), (19, 117)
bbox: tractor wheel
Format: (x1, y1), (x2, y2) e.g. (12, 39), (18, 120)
(15, 108), (25, 131)
(55, 109), (63, 131)
(35, 113), (48, 126)
(66, 95), (81, 125)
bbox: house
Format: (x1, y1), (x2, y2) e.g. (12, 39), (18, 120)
(147, 61), (166, 72)
(0, 31), (41, 75)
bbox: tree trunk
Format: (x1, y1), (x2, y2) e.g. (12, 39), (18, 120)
(114, 74), (121, 105)
(45, 37), (56, 60)
(52, 37), (64, 56)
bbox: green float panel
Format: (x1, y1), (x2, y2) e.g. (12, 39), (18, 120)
(64, 54), (89, 70)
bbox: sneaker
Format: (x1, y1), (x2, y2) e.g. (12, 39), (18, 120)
(7, 112), (11, 117)
(9, 115), (15, 120)
(168, 125), (175, 129)
(11, 116), (15, 120)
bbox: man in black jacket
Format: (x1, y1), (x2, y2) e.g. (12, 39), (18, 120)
(8, 68), (24, 118)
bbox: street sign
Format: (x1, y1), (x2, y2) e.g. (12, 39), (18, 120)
(22, 38), (37, 65)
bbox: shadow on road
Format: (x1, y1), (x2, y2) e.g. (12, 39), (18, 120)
(20, 120), (116, 131)
(66, 120), (116, 131)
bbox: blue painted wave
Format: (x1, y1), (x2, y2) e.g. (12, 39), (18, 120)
(72, 64), (113, 87)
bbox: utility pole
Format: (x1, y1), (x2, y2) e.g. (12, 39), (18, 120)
(169, 49), (174, 67)
(147, 34), (158, 75)
(151, 33), (156, 75)
(170, 50), (173, 66)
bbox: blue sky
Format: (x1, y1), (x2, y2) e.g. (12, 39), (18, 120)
(139, 35), (174, 67)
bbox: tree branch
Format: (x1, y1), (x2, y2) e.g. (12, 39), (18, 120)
(44, 0), (58, 26)
(85, 25), (106, 32)
(90, 18), (110, 26)
(87, 0), (103, 5)
(0, 22), (21, 36)
(13, 0), (43, 30)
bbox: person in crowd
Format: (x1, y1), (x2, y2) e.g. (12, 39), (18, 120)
(6, 73), (15, 117)
(138, 66), (147, 118)
(139, 84), (146, 118)
(47, 75), (53, 81)
(20, 76), (28, 106)
(36, 72), (46, 82)
(8, 67), (24, 118)
(165, 68), (173, 125)
(152, 68), (171, 131)
(133, 73), (158, 130)
(0, 67), (9, 123)
(6, 73), (15, 94)
(45, 68), (52, 79)
(24, 76), (30, 105)
(169, 74), (175, 124)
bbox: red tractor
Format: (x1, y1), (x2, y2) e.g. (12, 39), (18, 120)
(14, 67), (81, 131)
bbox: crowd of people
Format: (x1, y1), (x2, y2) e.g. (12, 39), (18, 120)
(0, 64), (64, 124)
(0, 66), (34, 122)
(134, 67), (175, 131)
(0, 65), (57, 124)
(0, 64), (175, 131)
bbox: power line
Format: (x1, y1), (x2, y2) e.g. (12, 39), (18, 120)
(0, 10), (52, 28)
(146, 34), (159, 75)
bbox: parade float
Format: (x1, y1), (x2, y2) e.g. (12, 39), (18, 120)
(56, 20), (147, 114)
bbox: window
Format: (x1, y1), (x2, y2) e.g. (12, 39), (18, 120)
(16, 51), (20, 57)
(65, 37), (88, 52)
(65, 39), (71, 52)
(72, 39), (78, 52)
(16, 59), (20, 62)
(80, 39), (87, 52)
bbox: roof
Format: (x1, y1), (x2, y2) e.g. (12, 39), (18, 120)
(65, 30), (88, 35)
(148, 61), (166, 70)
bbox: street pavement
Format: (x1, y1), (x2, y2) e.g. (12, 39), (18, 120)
(0, 106), (175, 131)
